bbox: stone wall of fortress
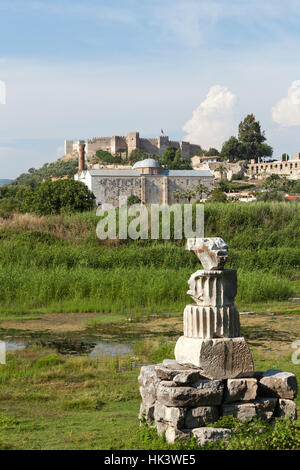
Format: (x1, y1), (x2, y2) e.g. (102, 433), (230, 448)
(65, 132), (201, 160)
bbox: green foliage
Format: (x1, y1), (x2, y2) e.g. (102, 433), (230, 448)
(256, 190), (285, 202)
(147, 342), (175, 363)
(260, 174), (300, 193)
(10, 160), (78, 187)
(129, 149), (157, 164)
(160, 147), (191, 170)
(238, 114), (273, 162)
(231, 172), (247, 180)
(95, 149), (123, 164)
(212, 418), (300, 451)
(220, 136), (245, 162)
(21, 179), (95, 215)
(0, 202), (298, 314)
(127, 195), (141, 206)
(205, 147), (220, 156)
(208, 188), (227, 202)
(33, 354), (65, 368)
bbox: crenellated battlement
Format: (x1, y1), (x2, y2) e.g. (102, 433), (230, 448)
(64, 131), (201, 160)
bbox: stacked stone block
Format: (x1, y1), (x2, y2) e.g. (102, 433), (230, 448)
(138, 361), (298, 445)
(138, 238), (298, 445)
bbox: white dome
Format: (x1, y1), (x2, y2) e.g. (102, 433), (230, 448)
(132, 158), (161, 169)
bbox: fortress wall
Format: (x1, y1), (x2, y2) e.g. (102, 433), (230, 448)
(126, 132), (140, 156)
(140, 138), (160, 155)
(111, 136), (127, 156)
(86, 138), (113, 157)
(190, 144), (202, 156)
(179, 141), (190, 159)
(64, 140), (74, 155)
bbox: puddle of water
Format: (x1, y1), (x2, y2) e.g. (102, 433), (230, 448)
(2, 339), (26, 351)
(89, 341), (133, 357)
(0, 337), (134, 358)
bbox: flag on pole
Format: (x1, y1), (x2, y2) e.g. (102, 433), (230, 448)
(161, 129), (164, 135)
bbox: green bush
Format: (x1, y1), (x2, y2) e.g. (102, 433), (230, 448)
(21, 179), (95, 215)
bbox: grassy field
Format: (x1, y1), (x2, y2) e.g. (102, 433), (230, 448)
(0, 202), (299, 449)
(0, 313), (299, 450)
(0, 202), (299, 315)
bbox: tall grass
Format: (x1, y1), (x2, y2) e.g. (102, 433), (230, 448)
(0, 265), (295, 314)
(0, 202), (298, 314)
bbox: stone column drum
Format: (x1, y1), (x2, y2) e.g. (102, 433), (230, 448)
(174, 238), (254, 379)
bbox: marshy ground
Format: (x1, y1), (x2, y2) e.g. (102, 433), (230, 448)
(0, 304), (299, 450)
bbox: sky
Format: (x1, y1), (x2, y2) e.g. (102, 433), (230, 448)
(1, 0), (300, 178)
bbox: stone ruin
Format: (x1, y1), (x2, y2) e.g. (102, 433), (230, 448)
(138, 238), (298, 446)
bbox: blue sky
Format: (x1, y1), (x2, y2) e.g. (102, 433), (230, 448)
(1, 0), (300, 178)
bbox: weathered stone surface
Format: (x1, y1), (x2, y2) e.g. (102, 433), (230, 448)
(138, 365), (161, 407)
(192, 427), (231, 446)
(224, 378), (257, 403)
(155, 364), (200, 382)
(186, 269), (238, 308)
(139, 385), (156, 407)
(165, 427), (191, 444)
(154, 402), (186, 429)
(172, 371), (204, 385)
(258, 370), (298, 399)
(138, 365), (160, 387)
(221, 402), (257, 422)
(139, 402), (155, 422)
(222, 398), (277, 422)
(255, 397), (277, 421)
(156, 421), (168, 435)
(175, 336), (254, 379)
(275, 399), (297, 420)
(186, 238), (228, 270)
(156, 380), (224, 407)
(185, 406), (219, 428)
(183, 303), (240, 339)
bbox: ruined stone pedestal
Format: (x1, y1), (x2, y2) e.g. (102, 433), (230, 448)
(138, 238), (298, 445)
(174, 239), (254, 379)
(138, 361), (298, 445)
(175, 337), (254, 379)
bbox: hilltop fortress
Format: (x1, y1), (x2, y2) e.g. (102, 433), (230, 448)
(65, 132), (201, 160)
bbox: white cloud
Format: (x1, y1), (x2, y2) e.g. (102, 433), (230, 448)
(182, 85), (237, 149)
(272, 81), (300, 126)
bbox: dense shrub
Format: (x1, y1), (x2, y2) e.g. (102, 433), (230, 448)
(21, 179), (96, 215)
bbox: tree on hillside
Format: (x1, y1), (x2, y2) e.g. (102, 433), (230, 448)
(129, 149), (150, 164)
(220, 136), (245, 162)
(205, 147), (220, 156)
(10, 160), (78, 187)
(95, 149), (123, 164)
(21, 179), (95, 215)
(281, 153), (290, 161)
(160, 147), (191, 170)
(208, 188), (227, 203)
(238, 114), (272, 162)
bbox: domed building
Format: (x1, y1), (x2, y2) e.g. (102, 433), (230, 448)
(75, 154), (214, 206)
(132, 158), (162, 174)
